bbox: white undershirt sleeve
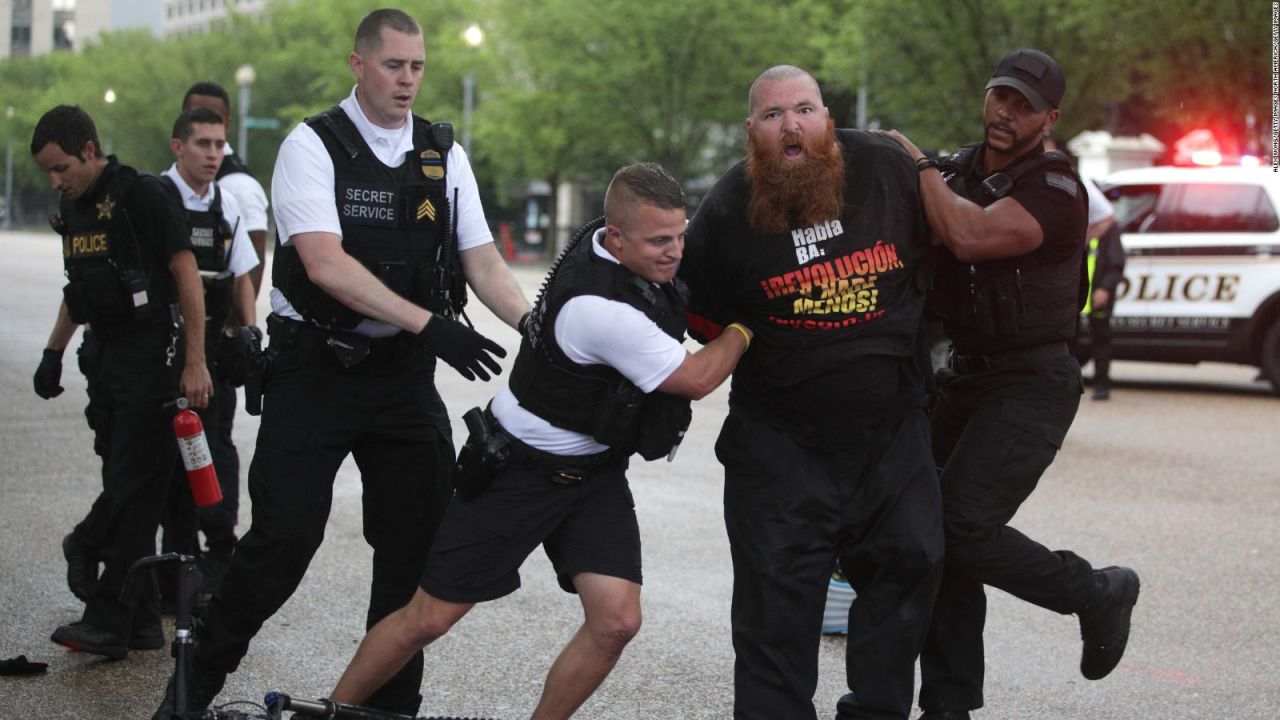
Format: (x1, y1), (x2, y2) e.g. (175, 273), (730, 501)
(555, 296), (687, 393)
(219, 191), (260, 278)
(218, 172), (270, 234)
(447, 144), (495, 252)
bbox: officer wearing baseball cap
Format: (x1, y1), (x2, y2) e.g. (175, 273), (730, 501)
(984, 48), (1066, 113)
(880, 49), (1141, 719)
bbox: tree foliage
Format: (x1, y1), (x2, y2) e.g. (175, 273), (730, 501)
(0, 0), (1270, 226)
(474, 0), (823, 195)
(810, 0), (1270, 155)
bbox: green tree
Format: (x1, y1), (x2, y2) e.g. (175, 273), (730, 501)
(475, 0), (826, 244)
(812, 0), (1268, 156)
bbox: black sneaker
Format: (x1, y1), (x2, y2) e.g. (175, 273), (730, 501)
(62, 533), (98, 602)
(151, 661), (227, 720)
(50, 621), (127, 659)
(1078, 565), (1140, 680)
(1092, 384), (1111, 400)
(918, 712), (971, 720)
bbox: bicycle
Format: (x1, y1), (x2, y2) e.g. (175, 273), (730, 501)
(125, 554), (497, 720)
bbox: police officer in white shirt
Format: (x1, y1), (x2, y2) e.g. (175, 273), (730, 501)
(328, 162), (752, 718)
(153, 10), (529, 719)
(156, 106), (259, 603)
(182, 82), (271, 297)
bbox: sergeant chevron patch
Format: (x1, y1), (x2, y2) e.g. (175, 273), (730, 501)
(417, 197), (436, 222)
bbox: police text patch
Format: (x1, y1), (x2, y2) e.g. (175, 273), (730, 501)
(339, 181), (398, 227)
(65, 232), (110, 259)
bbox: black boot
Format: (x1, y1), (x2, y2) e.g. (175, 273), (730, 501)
(1078, 566), (1140, 680)
(50, 621), (127, 659)
(1092, 357), (1111, 400)
(61, 532), (98, 602)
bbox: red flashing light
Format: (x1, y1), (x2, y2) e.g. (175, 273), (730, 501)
(1171, 128), (1259, 167)
(1174, 129), (1221, 166)
(1189, 149), (1222, 167)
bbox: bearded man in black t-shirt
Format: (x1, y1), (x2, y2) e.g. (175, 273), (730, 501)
(880, 49), (1141, 720)
(681, 64), (944, 720)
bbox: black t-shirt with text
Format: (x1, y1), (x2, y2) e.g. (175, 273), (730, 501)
(682, 129), (930, 446)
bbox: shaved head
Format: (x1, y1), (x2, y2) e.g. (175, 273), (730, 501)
(748, 65), (822, 115)
(604, 162), (686, 232)
(354, 8), (421, 55)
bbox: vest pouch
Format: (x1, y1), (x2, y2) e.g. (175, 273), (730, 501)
(202, 272), (234, 329)
(376, 260), (413, 299)
(63, 282), (91, 325)
(590, 380), (644, 450)
(120, 268), (152, 321)
(971, 283), (996, 337)
(993, 282), (1021, 337)
(632, 393), (692, 462)
(66, 263), (138, 326)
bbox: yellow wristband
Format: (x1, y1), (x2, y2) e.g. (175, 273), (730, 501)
(725, 323), (751, 352)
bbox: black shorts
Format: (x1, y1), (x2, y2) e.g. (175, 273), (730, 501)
(421, 456), (640, 603)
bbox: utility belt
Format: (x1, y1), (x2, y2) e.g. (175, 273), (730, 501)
(498, 417), (620, 480)
(950, 341), (1069, 375)
(454, 405), (621, 500)
(265, 313), (420, 372)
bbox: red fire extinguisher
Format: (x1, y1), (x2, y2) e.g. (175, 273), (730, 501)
(173, 398), (222, 507)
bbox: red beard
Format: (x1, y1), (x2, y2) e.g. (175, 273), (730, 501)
(745, 116), (845, 236)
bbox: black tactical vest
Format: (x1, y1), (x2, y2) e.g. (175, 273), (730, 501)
(158, 175), (235, 333)
(509, 219), (693, 460)
(216, 151), (250, 180)
(271, 107), (455, 329)
(928, 143), (1088, 351)
(58, 162), (162, 336)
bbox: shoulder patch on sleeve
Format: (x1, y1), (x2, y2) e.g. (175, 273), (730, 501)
(1044, 172), (1079, 197)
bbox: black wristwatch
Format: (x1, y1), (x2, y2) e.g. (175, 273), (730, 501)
(916, 157), (940, 172)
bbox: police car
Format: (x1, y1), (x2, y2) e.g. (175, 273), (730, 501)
(1083, 165), (1280, 394)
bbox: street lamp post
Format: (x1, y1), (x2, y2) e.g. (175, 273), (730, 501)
(235, 64), (256, 165)
(3, 106), (13, 231)
(462, 73), (476, 153)
(102, 88), (116, 155)
(461, 24), (484, 153)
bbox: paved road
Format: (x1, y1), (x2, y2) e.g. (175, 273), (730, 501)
(1, 229), (1277, 719)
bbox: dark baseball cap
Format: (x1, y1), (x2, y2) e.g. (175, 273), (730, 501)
(984, 48), (1065, 112)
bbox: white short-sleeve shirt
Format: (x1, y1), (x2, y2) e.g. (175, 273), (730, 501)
(491, 228), (687, 456)
(216, 143), (270, 234)
(161, 164), (259, 278)
(1084, 176), (1115, 226)
(269, 87), (494, 335)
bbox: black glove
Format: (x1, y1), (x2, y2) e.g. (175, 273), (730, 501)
(417, 315), (506, 381)
(33, 348), (65, 399)
(245, 324), (264, 346)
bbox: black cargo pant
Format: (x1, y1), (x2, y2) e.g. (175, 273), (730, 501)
(77, 329), (112, 459)
(195, 318), (455, 715)
(1086, 313), (1113, 386)
(717, 404), (943, 720)
(918, 348), (1095, 712)
(71, 321), (179, 638)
